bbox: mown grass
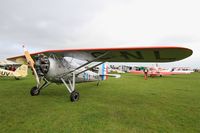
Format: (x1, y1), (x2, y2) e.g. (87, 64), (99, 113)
(0, 72), (200, 133)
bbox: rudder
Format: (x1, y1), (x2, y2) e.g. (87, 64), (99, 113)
(14, 65), (28, 77)
(98, 63), (109, 80)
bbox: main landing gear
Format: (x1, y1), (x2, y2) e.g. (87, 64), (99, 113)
(61, 72), (80, 102)
(30, 78), (50, 96)
(30, 72), (79, 102)
(70, 91), (79, 102)
(30, 86), (40, 96)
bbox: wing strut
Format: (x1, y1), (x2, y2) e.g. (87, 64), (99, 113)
(56, 51), (109, 78)
(76, 62), (105, 76)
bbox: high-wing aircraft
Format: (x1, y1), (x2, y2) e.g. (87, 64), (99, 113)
(170, 67), (194, 74)
(131, 67), (173, 77)
(130, 65), (193, 78)
(0, 64), (28, 80)
(0, 60), (21, 67)
(7, 46), (192, 102)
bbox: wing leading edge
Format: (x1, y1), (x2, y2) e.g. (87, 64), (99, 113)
(7, 46), (193, 63)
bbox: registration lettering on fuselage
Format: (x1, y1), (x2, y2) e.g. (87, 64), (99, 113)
(0, 70), (11, 76)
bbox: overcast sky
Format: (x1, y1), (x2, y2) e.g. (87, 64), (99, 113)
(0, 0), (199, 68)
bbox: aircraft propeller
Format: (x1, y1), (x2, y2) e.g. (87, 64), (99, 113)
(23, 45), (40, 87)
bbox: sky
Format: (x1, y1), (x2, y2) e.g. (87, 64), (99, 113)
(0, 0), (199, 68)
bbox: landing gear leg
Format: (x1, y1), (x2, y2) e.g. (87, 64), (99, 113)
(30, 78), (50, 96)
(61, 72), (79, 102)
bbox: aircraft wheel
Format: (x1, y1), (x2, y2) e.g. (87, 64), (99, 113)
(15, 77), (20, 80)
(30, 86), (40, 96)
(70, 91), (79, 102)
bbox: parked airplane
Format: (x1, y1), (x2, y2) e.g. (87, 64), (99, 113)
(130, 65), (192, 78)
(170, 67), (194, 74)
(0, 60), (21, 66)
(0, 64), (28, 80)
(7, 46), (192, 102)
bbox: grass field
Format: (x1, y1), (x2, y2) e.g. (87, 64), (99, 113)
(0, 72), (200, 133)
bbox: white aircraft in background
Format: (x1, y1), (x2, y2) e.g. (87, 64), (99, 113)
(170, 67), (194, 74)
(0, 64), (28, 80)
(7, 46), (192, 102)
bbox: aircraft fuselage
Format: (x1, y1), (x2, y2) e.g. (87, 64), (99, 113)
(41, 58), (100, 83)
(0, 69), (13, 77)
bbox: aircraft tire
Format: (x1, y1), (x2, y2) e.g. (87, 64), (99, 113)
(15, 77), (20, 80)
(30, 86), (40, 96)
(70, 91), (79, 102)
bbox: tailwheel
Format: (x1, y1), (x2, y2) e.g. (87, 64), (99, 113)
(70, 91), (79, 102)
(30, 86), (40, 96)
(15, 77), (20, 80)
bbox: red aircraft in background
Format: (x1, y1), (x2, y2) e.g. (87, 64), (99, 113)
(130, 64), (193, 79)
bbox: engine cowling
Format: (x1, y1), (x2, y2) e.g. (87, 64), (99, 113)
(34, 54), (50, 76)
(44, 58), (71, 82)
(34, 55), (72, 82)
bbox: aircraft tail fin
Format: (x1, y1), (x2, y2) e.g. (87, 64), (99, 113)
(98, 63), (109, 80)
(14, 65), (28, 77)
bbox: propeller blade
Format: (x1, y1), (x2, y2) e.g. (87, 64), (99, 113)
(23, 45), (40, 86)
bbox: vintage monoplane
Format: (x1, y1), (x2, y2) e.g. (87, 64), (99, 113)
(0, 64), (28, 80)
(7, 46), (192, 102)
